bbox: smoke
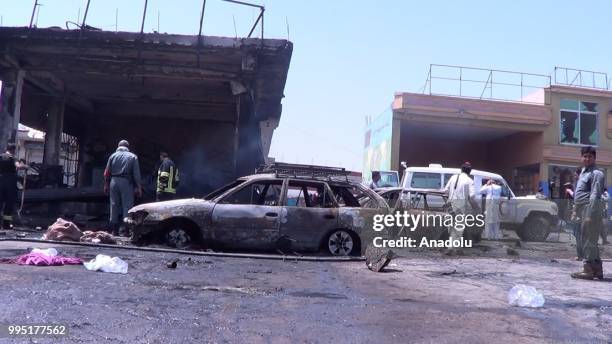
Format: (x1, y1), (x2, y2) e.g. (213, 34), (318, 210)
(176, 143), (235, 198)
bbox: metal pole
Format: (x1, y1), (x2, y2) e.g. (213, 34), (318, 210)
(81, 0), (91, 28)
(197, 0), (207, 67)
(29, 0), (39, 28)
(490, 72), (493, 99)
(115, 8), (118, 32)
(140, 0), (148, 34)
(459, 67), (462, 96)
(429, 65), (432, 95)
(157, 10), (160, 32)
(520, 73), (523, 101)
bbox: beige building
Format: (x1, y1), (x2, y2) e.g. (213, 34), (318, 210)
(365, 66), (612, 198)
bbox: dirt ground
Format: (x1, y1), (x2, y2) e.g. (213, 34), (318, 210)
(0, 229), (611, 344)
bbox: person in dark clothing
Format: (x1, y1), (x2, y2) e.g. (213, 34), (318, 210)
(571, 146), (605, 280)
(104, 140), (142, 236)
(0, 144), (18, 229)
(156, 152), (179, 201)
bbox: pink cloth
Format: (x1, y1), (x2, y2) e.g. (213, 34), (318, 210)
(15, 253), (83, 266)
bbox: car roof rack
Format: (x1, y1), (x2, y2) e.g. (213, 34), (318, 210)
(255, 162), (351, 182)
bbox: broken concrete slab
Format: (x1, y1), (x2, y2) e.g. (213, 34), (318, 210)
(365, 245), (394, 272)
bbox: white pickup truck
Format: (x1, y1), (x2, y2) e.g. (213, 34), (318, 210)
(395, 164), (558, 242)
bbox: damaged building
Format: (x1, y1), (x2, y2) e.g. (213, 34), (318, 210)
(0, 26), (292, 208)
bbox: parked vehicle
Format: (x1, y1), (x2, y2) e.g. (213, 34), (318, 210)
(125, 163), (390, 256)
(370, 170), (400, 188)
(398, 164), (558, 241)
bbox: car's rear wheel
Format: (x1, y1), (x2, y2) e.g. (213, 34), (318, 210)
(326, 230), (358, 256)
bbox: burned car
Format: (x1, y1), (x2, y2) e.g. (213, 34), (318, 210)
(125, 163), (390, 256)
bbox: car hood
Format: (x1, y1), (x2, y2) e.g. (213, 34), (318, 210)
(129, 198), (211, 213)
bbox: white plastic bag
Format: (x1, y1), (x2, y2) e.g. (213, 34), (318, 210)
(83, 254), (128, 274)
(508, 284), (545, 308)
(31, 248), (59, 257)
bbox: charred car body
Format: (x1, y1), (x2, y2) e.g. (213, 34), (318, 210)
(125, 163), (390, 256)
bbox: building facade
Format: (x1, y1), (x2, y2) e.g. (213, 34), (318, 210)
(364, 66), (612, 198)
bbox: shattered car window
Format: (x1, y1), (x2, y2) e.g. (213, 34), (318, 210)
(286, 181), (335, 208)
(381, 190), (400, 208)
(220, 180), (283, 206)
(204, 180), (245, 200)
(330, 185), (380, 209)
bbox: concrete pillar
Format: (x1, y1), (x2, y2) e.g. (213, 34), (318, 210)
(390, 116), (401, 172)
(43, 98), (65, 165)
(0, 69), (25, 151)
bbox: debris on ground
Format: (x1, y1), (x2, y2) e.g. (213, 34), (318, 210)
(84, 254), (128, 274)
(508, 284), (545, 308)
(441, 269), (458, 276)
(506, 247), (519, 256)
(365, 246), (394, 272)
(80, 231), (117, 244)
(167, 258), (179, 269)
(42, 218), (83, 242)
(15, 252), (83, 266)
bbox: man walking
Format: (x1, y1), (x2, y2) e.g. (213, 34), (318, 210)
(104, 140), (142, 236)
(156, 151), (179, 201)
(0, 144), (18, 229)
(444, 162), (480, 254)
(571, 146), (605, 280)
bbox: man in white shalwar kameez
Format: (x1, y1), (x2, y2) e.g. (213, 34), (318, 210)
(480, 179), (502, 240)
(444, 162), (481, 254)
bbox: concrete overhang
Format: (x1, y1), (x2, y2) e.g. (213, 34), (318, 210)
(393, 92), (552, 129)
(0, 27), (292, 134)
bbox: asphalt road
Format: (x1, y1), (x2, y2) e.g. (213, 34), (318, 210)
(0, 234), (611, 343)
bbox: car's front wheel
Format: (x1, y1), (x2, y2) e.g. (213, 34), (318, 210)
(164, 224), (195, 249)
(326, 230), (358, 256)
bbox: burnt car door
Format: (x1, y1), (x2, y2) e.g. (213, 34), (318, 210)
(210, 179), (285, 249)
(280, 180), (338, 250)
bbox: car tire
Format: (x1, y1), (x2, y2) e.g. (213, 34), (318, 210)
(325, 230), (359, 256)
(517, 215), (551, 242)
(164, 225), (195, 249)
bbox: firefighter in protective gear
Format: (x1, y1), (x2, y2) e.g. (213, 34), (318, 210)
(156, 152), (179, 201)
(0, 144), (18, 229)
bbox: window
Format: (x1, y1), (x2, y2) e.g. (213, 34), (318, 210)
(330, 184), (381, 209)
(204, 180), (245, 200)
(410, 172), (441, 189)
(560, 99), (598, 145)
(285, 181), (335, 208)
(381, 190), (399, 208)
(443, 174), (454, 188)
(220, 180), (282, 205)
(378, 171), (399, 187)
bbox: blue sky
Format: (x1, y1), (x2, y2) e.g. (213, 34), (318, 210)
(1, 0), (611, 171)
